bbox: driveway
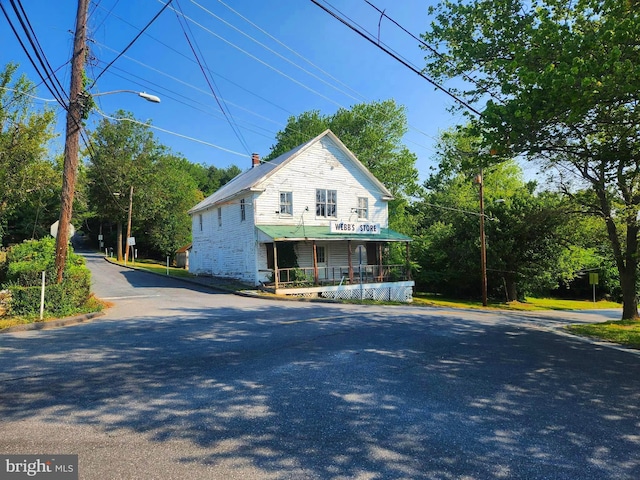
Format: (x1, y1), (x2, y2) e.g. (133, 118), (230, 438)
(0, 253), (638, 479)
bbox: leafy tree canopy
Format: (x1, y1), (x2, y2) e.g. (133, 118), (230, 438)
(265, 99), (420, 200)
(0, 63), (57, 243)
(422, 0), (640, 317)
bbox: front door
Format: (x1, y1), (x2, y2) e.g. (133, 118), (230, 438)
(316, 244), (327, 279)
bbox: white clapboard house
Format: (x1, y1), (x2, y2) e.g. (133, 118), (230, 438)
(188, 129), (414, 302)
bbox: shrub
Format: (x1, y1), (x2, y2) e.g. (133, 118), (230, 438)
(2, 238), (92, 317)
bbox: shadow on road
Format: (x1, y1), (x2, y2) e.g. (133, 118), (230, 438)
(1, 304), (639, 479)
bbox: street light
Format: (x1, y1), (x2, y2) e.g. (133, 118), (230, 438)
(92, 89), (161, 103)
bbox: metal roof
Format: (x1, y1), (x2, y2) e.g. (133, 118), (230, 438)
(256, 225), (412, 242)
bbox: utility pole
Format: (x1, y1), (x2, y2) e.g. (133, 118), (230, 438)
(475, 170), (488, 307)
(54, 0), (89, 283)
(124, 185), (133, 264)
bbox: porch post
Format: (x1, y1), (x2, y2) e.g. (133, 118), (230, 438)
(273, 241), (279, 289)
(347, 240), (354, 284)
(312, 240), (319, 285)
(405, 242), (412, 280)
(377, 242), (383, 282)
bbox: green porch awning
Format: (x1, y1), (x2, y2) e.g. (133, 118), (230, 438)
(256, 225), (412, 242)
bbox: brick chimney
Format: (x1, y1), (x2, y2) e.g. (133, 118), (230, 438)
(251, 153), (260, 168)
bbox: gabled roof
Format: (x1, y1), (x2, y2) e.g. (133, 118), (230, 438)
(188, 129), (394, 215)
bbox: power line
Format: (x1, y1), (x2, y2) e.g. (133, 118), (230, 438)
(362, 0), (506, 106)
(310, 0), (483, 117)
(0, 1), (67, 109)
(189, 0), (364, 104)
(89, 0), (174, 89)
(90, 2), (439, 156)
(215, 0), (366, 103)
(173, 0), (251, 154)
(93, 107), (248, 157)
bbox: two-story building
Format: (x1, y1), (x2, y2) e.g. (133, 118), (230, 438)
(188, 129), (414, 302)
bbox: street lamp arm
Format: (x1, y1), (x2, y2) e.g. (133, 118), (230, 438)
(91, 89), (161, 103)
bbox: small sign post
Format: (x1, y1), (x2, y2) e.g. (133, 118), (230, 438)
(355, 245), (366, 300)
(589, 272), (599, 303)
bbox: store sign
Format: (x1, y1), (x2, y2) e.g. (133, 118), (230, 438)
(330, 221), (380, 234)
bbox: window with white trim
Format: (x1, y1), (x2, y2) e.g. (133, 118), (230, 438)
(217, 207), (222, 227)
(316, 189), (337, 218)
(357, 197), (368, 219)
(198, 214), (203, 231)
(280, 192), (292, 216)
(240, 199), (246, 221)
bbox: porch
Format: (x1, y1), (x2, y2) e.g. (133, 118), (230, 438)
(256, 224), (414, 302)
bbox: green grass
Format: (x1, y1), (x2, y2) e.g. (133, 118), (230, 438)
(413, 293), (621, 311)
(109, 257), (249, 291)
(116, 258), (194, 278)
(566, 320), (640, 349)
(0, 294), (107, 330)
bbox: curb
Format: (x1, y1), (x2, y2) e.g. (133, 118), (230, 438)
(102, 257), (340, 303)
(1, 311), (105, 334)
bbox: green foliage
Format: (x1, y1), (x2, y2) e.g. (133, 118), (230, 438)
(184, 162), (242, 197)
(423, 0), (640, 317)
(412, 129), (596, 300)
(85, 112), (241, 259)
(0, 63), (58, 245)
(1, 238), (90, 316)
(265, 100), (420, 202)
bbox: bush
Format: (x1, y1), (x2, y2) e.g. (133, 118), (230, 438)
(1, 238), (92, 317)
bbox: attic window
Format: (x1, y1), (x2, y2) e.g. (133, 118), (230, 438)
(240, 199), (246, 221)
(316, 189), (337, 218)
(280, 192), (292, 216)
(357, 197), (368, 219)
(218, 207), (222, 227)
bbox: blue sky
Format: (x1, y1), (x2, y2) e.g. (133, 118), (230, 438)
(1, 0), (469, 182)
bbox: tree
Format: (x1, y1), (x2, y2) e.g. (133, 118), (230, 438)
(413, 130), (590, 301)
(265, 100), (420, 234)
(184, 162), (242, 197)
(422, 0), (640, 318)
(137, 153), (203, 258)
(85, 110), (157, 260)
(0, 63), (57, 243)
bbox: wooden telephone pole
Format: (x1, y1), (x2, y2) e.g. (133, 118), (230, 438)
(54, 0), (89, 283)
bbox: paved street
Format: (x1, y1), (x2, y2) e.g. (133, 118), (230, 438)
(1, 253), (639, 479)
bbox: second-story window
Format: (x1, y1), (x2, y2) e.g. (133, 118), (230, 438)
(240, 199), (246, 221)
(198, 214), (203, 231)
(357, 197), (368, 219)
(316, 189), (337, 218)
(280, 192), (292, 215)
(218, 207), (222, 227)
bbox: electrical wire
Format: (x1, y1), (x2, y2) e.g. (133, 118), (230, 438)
(173, 0), (251, 154)
(89, 0), (174, 89)
(311, 0), (482, 116)
(215, 0), (366, 102)
(0, 1), (67, 110)
(92, 106), (248, 157)
(189, 0), (364, 104)
(363, 0), (506, 106)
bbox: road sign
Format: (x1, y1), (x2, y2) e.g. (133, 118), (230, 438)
(50, 220), (75, 239)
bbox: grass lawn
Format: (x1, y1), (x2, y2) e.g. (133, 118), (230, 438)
(413, 293), (621, 311)
(108, 257), (249, 291)
(414, 293), (640, 349)
(112, 258), (194, 278)
(566, 320), (640, 349)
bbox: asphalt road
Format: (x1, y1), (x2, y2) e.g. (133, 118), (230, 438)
(0, 253), (639, 479)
